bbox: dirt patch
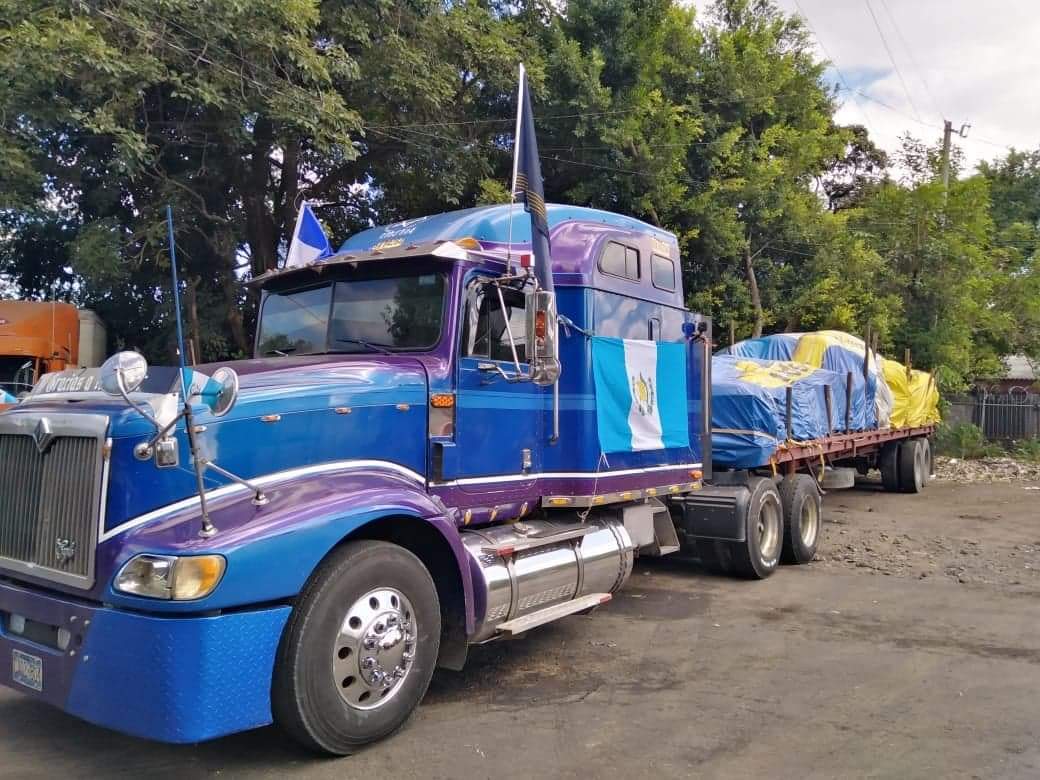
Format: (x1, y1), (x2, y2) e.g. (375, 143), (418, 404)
(816, 480), (1040, 591)
(934, 455), (1040, 483)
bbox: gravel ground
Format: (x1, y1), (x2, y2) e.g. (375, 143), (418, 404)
(0, 478), (1038, 778)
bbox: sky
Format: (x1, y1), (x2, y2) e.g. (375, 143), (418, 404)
(699, 0), (1040, 174)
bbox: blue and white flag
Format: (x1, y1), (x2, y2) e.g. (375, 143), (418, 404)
(592, 337), (689, 453)
(285, 202), (332, 268)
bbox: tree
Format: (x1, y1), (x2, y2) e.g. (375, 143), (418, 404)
(820, 124), (889, 212)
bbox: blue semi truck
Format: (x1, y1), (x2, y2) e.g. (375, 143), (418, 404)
(0, 203), (933, 754)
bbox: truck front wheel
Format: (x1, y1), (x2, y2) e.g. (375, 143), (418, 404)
(273, 540), (441, 755)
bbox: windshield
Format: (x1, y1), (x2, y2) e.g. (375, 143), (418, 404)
(257, 272), (446, 356)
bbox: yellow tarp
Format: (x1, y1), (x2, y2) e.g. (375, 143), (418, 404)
(882, 358), (940, 427)
(732, 359), (820, 389)
(791, 330), (869, 367)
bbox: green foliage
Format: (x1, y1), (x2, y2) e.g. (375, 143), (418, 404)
(0, 0), (1036, 381)
(934, 423), (1004, 459)
(1011, 438), (1040, 463)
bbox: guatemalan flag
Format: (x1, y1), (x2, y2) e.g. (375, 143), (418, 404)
(592, 337), (690, 453)
(285, 202), (332, 268)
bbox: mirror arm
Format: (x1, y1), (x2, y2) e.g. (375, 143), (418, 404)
(202, 460), (269, 506)
(493, 283), (523, 374)
(116, 370), (162, 432)
(477, 362), (529, 383)
(145, 410), (186, 450)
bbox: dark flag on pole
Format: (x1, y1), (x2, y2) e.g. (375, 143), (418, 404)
(511, 63), (553, 293)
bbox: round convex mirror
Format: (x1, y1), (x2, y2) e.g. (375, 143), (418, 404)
(205, 366), (240, 417)
(100, 351), (149, 396)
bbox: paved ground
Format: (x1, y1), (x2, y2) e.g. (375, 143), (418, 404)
(2, 478), (1039, 778)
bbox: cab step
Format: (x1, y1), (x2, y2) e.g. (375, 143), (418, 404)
(495, 593), (612, 636)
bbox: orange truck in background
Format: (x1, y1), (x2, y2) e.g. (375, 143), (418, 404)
(0, 301), (107, 404)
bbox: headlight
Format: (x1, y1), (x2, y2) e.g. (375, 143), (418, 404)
(114, 554), (226, 600)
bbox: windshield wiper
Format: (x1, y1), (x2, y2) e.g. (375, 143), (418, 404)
(264, 346), (297, 357)
(333, 338), (394, 355)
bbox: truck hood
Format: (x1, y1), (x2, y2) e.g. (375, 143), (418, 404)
(5, 355), (431, 534)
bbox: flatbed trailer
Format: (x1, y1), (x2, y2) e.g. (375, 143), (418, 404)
(771, 424), (937, 466)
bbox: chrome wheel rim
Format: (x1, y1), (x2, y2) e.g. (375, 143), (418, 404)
(332, 587), (417, 710)
(800, 498), (820, 548)
(757, 496), (782, 564)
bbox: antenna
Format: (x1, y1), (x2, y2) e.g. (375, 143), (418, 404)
(166, 205), (217, 538)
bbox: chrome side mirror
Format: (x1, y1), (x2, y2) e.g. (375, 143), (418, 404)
(525, 290), (561, 386)
(204, 367), (240, 417)
(100, 351), (149, 396)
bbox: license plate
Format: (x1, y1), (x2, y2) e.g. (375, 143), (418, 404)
(12, 649), (42, 692)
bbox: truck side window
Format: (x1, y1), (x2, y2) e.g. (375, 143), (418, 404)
(599, 241), (640, 280)
(462, 282), (527, 363)
(651, 253), (676, 291)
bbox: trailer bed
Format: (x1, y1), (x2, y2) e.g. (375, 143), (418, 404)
(772, 424), (937, 467)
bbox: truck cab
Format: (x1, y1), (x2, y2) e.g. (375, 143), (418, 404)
(0, 204), (711, 754)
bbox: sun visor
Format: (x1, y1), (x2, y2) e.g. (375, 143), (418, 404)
(248, 239), (476, 288)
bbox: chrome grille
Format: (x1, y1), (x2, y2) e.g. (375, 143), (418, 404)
(0, 413), (109, 589)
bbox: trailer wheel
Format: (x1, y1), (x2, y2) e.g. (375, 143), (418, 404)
(898, 439), (925, 494)
(779, 474), (822, 565)
(723, 477), (784, 579)
(272, 540), (441, 755)
(880, 442), (900, 492)
(920, 438), (933, 485)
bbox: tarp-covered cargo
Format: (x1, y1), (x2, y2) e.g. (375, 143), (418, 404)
(724, 330), (892, 429)
(711, 356), (851, 468)
(882, 359), (940, 427)
(725, 333), (800, 361)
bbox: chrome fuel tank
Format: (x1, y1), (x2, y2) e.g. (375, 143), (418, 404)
(462, 516), (634, 643)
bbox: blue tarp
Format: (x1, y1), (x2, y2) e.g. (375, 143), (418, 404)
(720, 333), (800, 361)
(723, 331), (878, 430)
(0, 390), (16, 404)
(711, 356), (853, 468)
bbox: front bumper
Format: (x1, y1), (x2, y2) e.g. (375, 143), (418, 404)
(0, 579), (290, 743)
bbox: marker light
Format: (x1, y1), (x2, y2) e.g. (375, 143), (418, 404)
(535, 310), (547, 341)
(115, 554), (226, 601)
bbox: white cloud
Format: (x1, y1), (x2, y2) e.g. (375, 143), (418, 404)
(774, 0), (1040, 172)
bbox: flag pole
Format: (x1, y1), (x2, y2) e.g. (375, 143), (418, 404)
(506, 63), (525, 276)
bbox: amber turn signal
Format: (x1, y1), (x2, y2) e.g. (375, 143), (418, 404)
(430, 393), (455, 408)
(690, 469), (703, 480)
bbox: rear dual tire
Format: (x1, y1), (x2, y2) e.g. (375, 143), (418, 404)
(779, 474), (821, 565)
(880, 438), (928, 493)
(699, 477), (785, 579)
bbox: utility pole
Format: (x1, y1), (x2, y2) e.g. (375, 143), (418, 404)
(941, 120), (971, 200)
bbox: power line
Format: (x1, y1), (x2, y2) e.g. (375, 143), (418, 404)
(877, 0), (943, 122)
(793, 0), (881, 141)
(863, 0), (922, 123)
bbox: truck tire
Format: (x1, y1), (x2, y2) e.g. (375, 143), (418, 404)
(920, 438), (933, 485)
(779, 474), (822, 565)
(719, 477), (784, 579)
(880, 442), (900, 492)
(272, 540), (441, 755)
(898, 439), (925, 494)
